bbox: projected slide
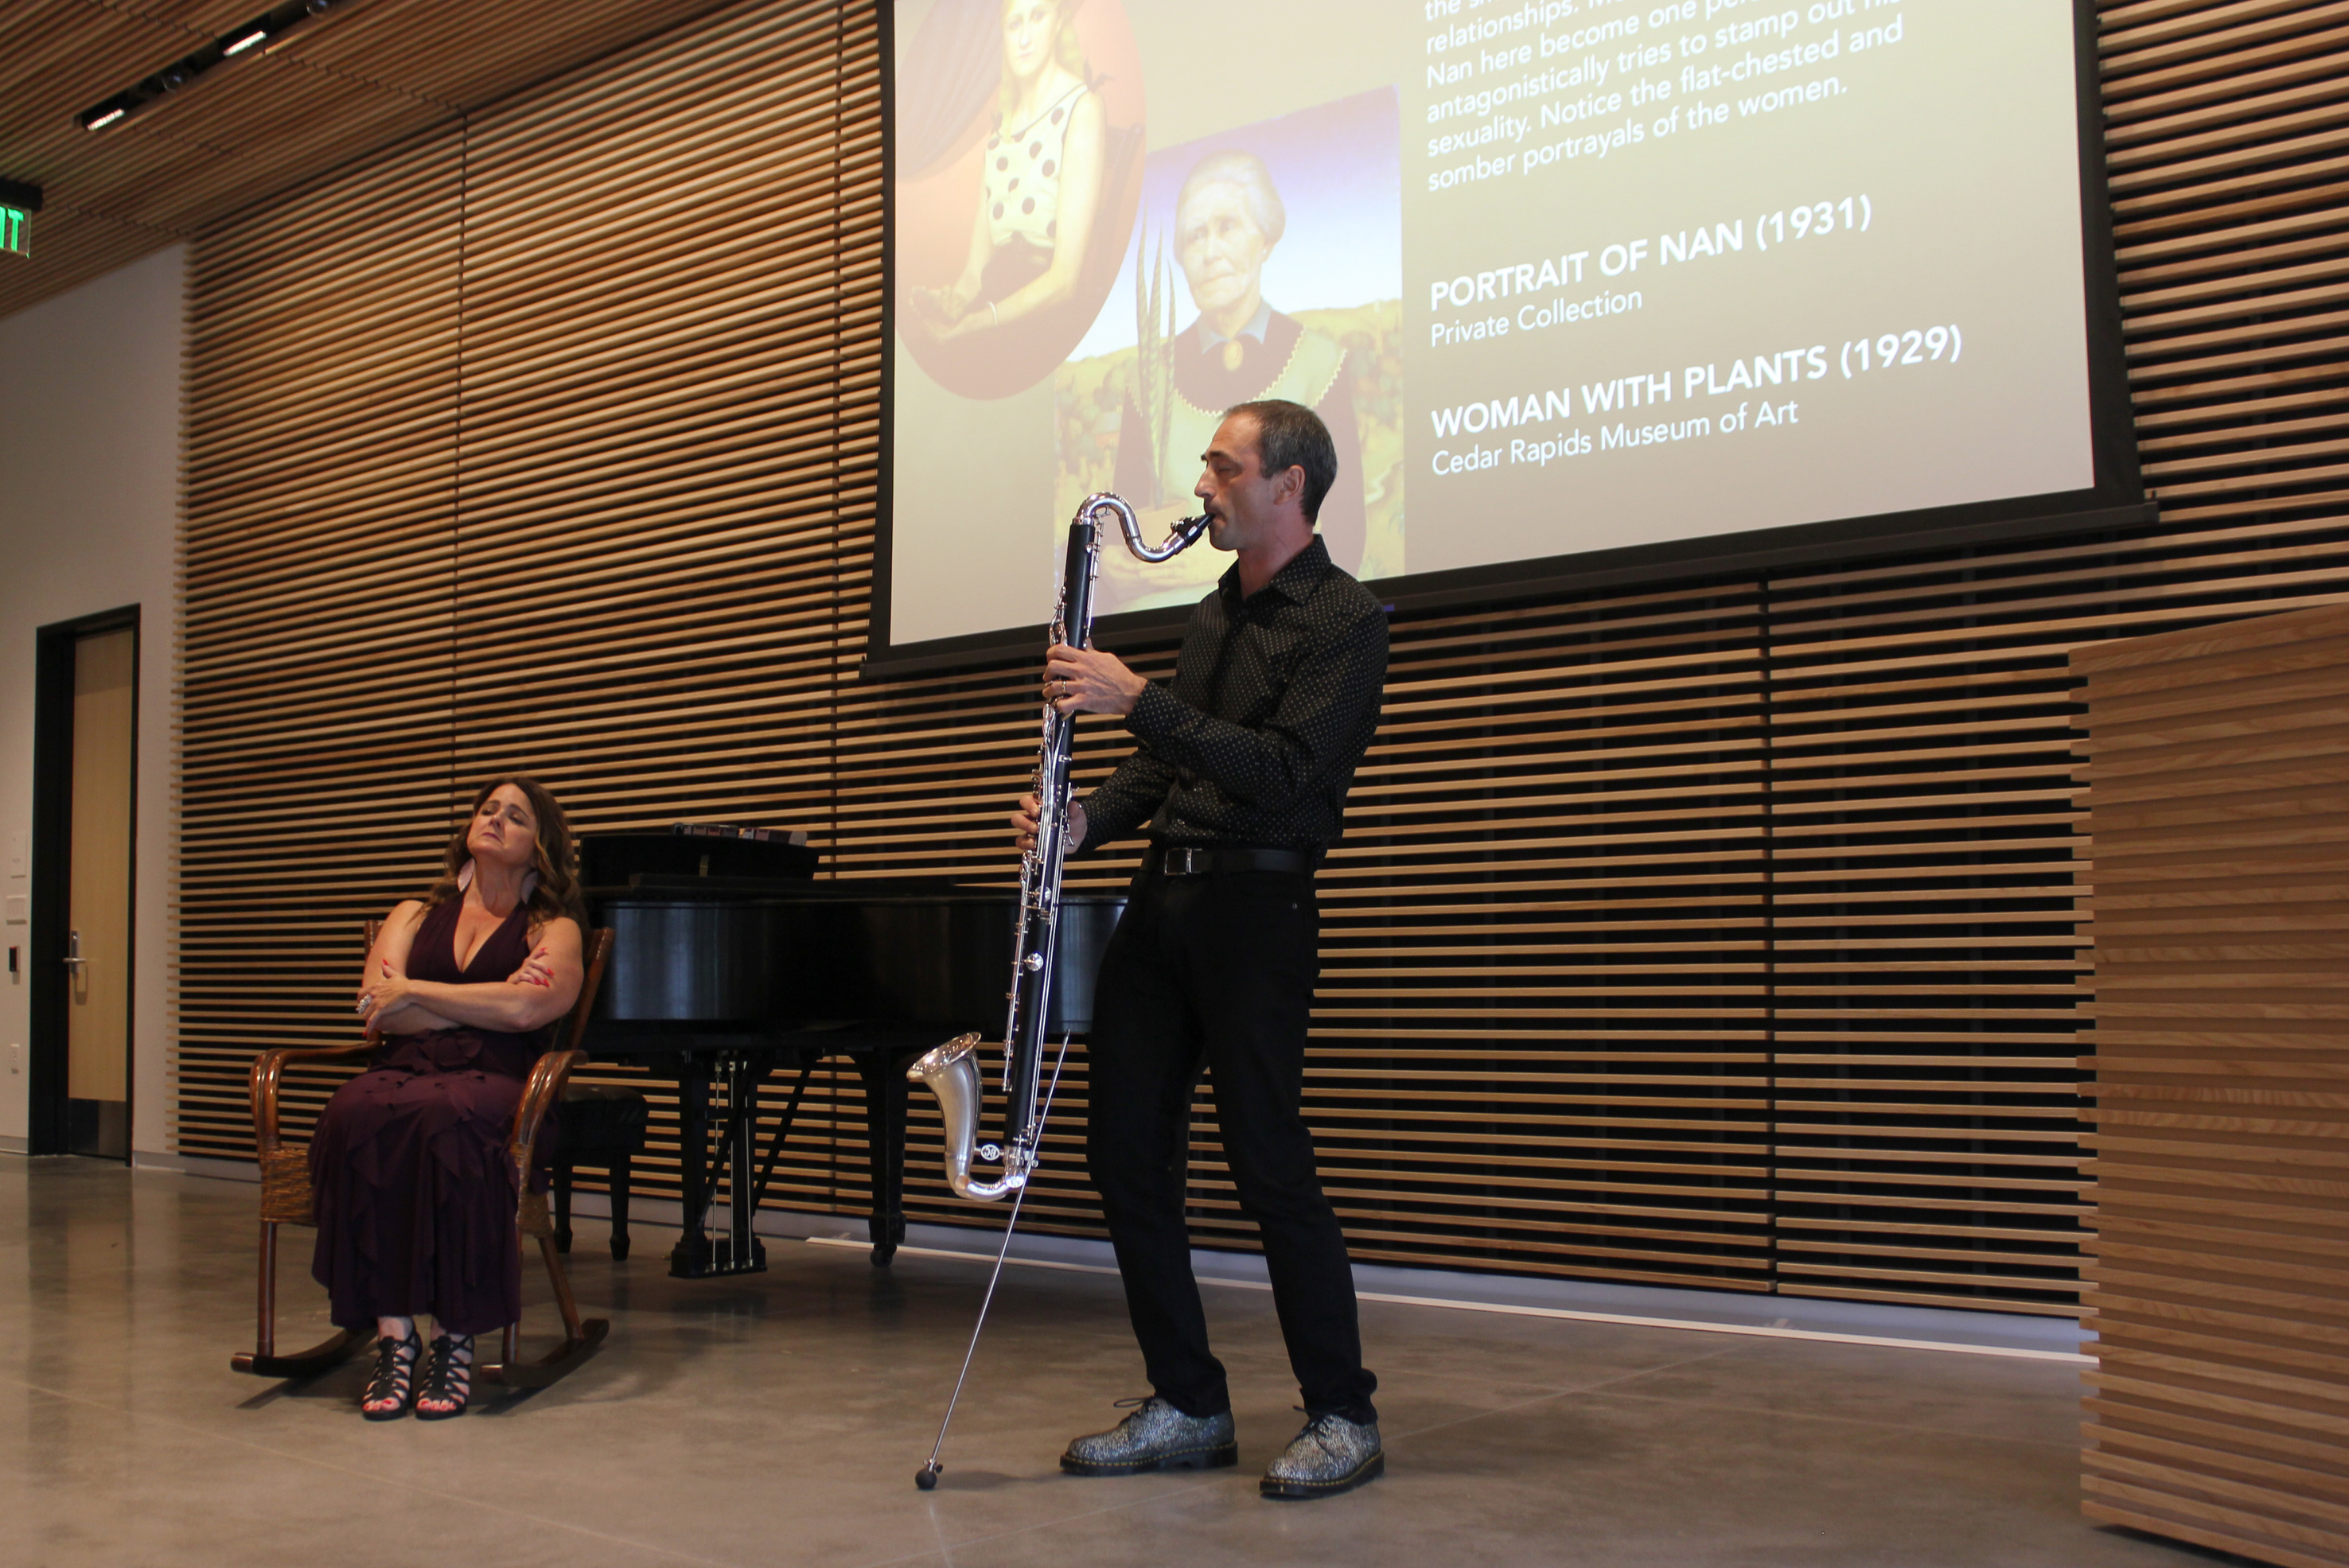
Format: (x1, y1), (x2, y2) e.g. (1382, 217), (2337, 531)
(887, 0), (2099, 652)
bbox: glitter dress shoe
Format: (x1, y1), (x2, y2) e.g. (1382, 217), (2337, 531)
(1260, 1413), (1384, 1500)
(1061, 1397), (1239, 1476)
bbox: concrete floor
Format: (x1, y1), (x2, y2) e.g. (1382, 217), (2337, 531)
(0, 1158), (2223, 1568)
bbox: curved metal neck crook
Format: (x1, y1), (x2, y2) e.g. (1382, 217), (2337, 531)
(1079, 492), (1210, 564)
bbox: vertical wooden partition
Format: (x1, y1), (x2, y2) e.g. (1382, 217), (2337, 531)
(2077, 602), (2349, 1568)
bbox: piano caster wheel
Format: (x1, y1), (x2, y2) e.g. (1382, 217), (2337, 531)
(915, 1462), (941, 1491)
(871, 1243), (897, 1268)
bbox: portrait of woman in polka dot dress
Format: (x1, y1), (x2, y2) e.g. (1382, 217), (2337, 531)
(910, 0), (1107, 352)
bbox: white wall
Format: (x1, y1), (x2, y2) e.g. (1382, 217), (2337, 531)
(0, 245), (185, 1155)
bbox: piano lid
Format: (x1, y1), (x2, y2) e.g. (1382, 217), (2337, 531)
(578, 830), (817, 889)
(590, 883), (1124, 1037)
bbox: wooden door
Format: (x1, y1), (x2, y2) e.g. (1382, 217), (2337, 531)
(65, 625), (134, 1158)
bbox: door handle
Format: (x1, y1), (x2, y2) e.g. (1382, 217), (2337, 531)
(63, 929), (86, 969)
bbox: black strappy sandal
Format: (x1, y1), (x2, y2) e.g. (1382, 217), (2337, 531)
(415, 1333), (475, 1421)
(360, 1325), (422, 1421)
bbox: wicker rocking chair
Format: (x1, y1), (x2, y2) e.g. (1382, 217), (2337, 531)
(230, 923), (616, 1390)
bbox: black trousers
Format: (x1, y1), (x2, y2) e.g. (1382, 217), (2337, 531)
(1085, 864), (1378, 1425)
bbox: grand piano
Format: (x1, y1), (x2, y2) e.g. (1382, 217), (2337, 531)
(581, 835), (1120, 1277)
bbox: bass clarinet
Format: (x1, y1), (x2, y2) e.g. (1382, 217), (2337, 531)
(908, 492), (1209, 1491)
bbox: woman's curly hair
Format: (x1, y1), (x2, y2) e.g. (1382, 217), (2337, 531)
(421, 776), (586, 931)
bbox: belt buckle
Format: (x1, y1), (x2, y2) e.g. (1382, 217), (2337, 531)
(1166, 846), (1202, 876)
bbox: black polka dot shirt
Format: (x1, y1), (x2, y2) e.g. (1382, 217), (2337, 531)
(1077, 535), (1389, 857)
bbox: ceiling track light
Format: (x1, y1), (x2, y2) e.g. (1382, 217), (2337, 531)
(77, 0), (352, 133)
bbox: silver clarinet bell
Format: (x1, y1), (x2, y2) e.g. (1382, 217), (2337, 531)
(906, 1033), (1027, 1201)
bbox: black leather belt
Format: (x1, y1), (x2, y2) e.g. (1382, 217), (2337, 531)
(1149, 845), (1317, 877)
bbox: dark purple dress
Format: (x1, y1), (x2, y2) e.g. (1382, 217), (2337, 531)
(310, 897), (547, 1335)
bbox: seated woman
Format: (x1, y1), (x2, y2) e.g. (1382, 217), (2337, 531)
(313, 776), (586, 1421)
(908, 0), (1104, 347)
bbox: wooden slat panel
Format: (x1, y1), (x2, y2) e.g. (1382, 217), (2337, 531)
(446, 2), (878, 1217)
(2079, 598), (2349, 1568)
(178, 127), (464, 1154)
(177, 2), (883, 1214)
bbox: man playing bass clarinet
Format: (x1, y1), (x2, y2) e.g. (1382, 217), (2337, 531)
(1012, 397), (1389, 1500)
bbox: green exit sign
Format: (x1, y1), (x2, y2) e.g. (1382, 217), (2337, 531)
(0, 181), (42, 259)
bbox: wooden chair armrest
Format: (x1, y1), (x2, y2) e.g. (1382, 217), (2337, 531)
(512, 1049), (586, 1172)
(249, 1042), (376, 1154)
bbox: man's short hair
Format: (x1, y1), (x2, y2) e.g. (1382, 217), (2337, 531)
(1175, 150), (1287, 248)
(1227, 399), (1337, 523)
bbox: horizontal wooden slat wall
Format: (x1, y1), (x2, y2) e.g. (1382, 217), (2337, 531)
(2076, 602), (2349, 1568)
(1299, 587), (1771, 1286)
(2074, 5), (2349, 1564)
(179, 130), (465, 1154)
(175, 0), (2349, 1317)
(444, 0), (880, 1212)
(1761, 571), (2102, 1316)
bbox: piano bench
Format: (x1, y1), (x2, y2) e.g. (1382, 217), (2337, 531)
(548, 1084), (652, 1261)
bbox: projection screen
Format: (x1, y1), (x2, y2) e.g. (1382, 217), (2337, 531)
(875, 0), (2137, 668)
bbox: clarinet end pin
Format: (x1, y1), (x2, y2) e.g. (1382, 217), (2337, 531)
(916, 1461), (942, 1491)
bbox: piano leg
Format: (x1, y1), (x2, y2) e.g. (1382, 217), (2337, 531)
(859, 1050), (910, 1267)
(668, 1057), (772, 1278)
(723, 1054), (769, 1274)
(668, 1068), (716, 1278)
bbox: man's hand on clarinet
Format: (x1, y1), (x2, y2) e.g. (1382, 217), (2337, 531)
(1011, 791), (1087, 854)
(1044, 640), (1147, 718)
